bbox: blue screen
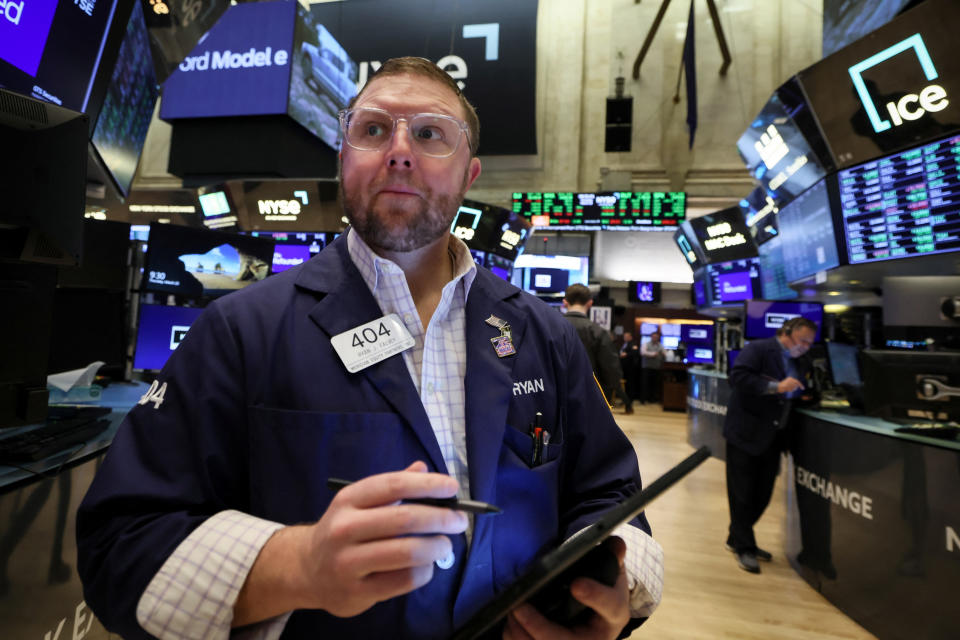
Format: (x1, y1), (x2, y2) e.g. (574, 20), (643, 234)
(160, 1), (296, 119)
(744, 300), (824, 342)
(682, 324), (714, 344)
(134, 304), (205, 370)
(778, 179), (841, 282)
(686, 346), (714, 364)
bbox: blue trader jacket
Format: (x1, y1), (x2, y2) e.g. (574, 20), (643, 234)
(77, 232), (650, 639)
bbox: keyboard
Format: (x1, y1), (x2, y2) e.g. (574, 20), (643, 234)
(0, 416), (111, 463)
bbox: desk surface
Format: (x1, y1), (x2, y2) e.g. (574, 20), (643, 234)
(0, 381), (149, 492)
(799, 408), (960, 451)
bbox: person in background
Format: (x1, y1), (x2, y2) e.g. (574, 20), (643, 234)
(640, 330), (664, 404)
(619, 332), (641, 413)
(722, 317), (818, 574)
(562, 284), (632, 414)
(76, 57), (662, 640)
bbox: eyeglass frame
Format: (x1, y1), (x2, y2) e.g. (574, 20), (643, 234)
(337, 107), (474, 158)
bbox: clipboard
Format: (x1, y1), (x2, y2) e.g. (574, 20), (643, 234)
(450, 445), (711, 640)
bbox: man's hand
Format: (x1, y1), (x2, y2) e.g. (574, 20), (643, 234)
(234, 461), (468, 625)
(777, 377), (805, 394)
(503, 537), (631, 640)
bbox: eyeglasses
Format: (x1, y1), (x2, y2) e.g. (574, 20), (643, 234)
(338, 107), (471, 158)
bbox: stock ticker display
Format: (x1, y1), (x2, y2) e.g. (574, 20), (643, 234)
(511, 191), (686, 230)
(839, 134), (960, 263)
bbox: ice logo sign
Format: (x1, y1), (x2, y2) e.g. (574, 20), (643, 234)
(0, 0), (24, 24)
(848, 33), (949, 133)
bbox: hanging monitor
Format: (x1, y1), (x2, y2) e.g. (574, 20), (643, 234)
(777, 178), (842, 282)
(686, 207), (757, 265)
(513, 191), (686, 230)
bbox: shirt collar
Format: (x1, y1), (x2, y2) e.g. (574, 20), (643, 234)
(347, 228), (477, 297)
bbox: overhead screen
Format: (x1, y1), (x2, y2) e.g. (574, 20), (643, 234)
(701, 258), (762, 307)
(513, 191), (686, 230)
(0, 0), (127, 119)
(451, 199), (531, 262)
(736, 92), (828, 204)
(744, 300), (824, 342)
(777, 178), (842, 281)
(837, 132), (960, 264)
(685, 207), (757, 264)
(90, 0), (157, 198)
(799, 0), (960, 169)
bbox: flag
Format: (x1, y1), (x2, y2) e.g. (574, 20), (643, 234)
(682, 0), (697, 149)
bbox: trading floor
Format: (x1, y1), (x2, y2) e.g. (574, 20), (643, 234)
(617, 404), (875, 640)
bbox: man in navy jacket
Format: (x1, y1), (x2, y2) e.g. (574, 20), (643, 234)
(77, 58), (663, 639)
(722, 317), (817, 573)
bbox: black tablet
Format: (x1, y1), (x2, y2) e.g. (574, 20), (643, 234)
(450, 445), (711, 640)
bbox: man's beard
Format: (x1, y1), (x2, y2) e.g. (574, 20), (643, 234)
(340, 170), (470, 252)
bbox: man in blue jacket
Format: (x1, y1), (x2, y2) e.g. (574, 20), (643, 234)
(77, 57), (663, 639)
(722, 317), (817, 574)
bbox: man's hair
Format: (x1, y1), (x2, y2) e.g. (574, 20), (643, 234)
(564, 283), (593, 306)
(777, 316), (817, 336)
(347, 57), (480, 156)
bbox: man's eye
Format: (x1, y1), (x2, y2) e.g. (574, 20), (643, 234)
(364, 123), (386, 136)
(416, 126), (444, 141)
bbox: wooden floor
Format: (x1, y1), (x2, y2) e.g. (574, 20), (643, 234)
(616, 403), (876, 639)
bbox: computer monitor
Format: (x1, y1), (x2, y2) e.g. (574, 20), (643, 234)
(686, 346), (714, 365)
(1, 88), (88, 267)
(744, 300), (825, 342)
(246, 231), (329, 273)
(882, 276), (960, 349)
(661, 336), (680, 350)
(825, 342), (862, 388)
(681, 324), (714, 345)
(143, 223), (275, 298)
(860, 349), (960, 421)
(511, 255), (588, 297)
(452, 199), (531, 261)
(704, 258), (762, 307)
(628, 281), (661, 304)
(686, 207), (757, 264)
(133, 304), (206, 371)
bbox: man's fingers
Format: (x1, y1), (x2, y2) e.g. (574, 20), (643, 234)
(360, 563), (436, 604)
(340, 535), (454, 575)
(330, 503), (468, 543)
(569, 563), (630, 628)
(337, 468), (459, 509)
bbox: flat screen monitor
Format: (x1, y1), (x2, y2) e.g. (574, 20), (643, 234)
(512, 191), (686, 230)
(452, 199), (531, 261)
(661, 336), (680, 350)
(826, 341), (862, 388)
(246, 230), (328, 273)
(660, 324), (681, 338)
(686, 207), (757, 264)
(798, 0), (960, 169)
(740, 185), (780, 237)
(705, 258), (762, 306)
(89, 0), (157, 198)
(0, 0), (125, 116)
(640, 322), (659, 336)
(197, 188), (239, 229)
(133, 304), (205, 371)
(130, 224), (150, 241)
(860, 349), (960, 420)
(736, 92), (828, 204)
(744, 300), (824, 342)
(288, 4), (358, 149)
(482, 253), (513, 282)
(143, 223), (275, 298)
(882, 275), (960, 349)
(681, 324), (714, 345)
(628, 281), (661, 304)
(837, 133), (960, 264)
(756, 235), (799, 300)
(48, 288), (127, 378)
(778, 178), (842, 282)
(1, 88), (88, 267)
(511, 254), (588, 296)
(686, 346), (714, 364)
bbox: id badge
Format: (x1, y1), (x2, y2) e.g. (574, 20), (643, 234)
(331, 313), (415, 373)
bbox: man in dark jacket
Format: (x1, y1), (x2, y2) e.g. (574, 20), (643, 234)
(562, 284), (632, 413)
(723, 317), (817, 573)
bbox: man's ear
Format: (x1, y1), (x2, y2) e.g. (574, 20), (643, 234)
(585, 299), (593, 310)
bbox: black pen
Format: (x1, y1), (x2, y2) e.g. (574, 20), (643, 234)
(326, 478), (502, 515)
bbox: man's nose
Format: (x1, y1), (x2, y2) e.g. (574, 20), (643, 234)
(385, 120), (415, 168)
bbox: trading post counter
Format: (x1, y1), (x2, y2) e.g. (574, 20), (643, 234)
(785, 409), (960, 640)
(685, 368), (729, 461)
(0, 381), (149, 640)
